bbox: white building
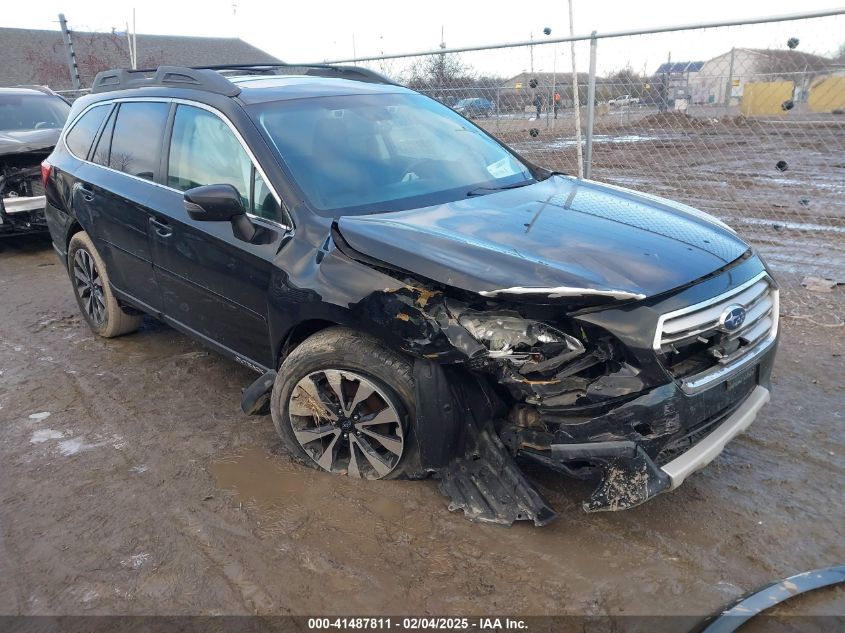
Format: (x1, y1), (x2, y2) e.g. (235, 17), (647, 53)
(691, 48), (833, 105)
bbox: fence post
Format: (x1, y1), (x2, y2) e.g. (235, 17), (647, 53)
(496, 86), (501, 135)
(568, 0), (584, 179)
(724, 46), (736, 111)
(584, 32), (597, 180)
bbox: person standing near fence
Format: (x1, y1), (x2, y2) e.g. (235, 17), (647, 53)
(554, 91), (561, 119)
(533, 93), (542, 120)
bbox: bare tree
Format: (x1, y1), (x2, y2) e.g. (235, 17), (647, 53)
(21, 29), (167, 90)
(602, 66), (646, 99)
(408, 52), (473, 89)
(752, 50), (832, 81)
(22, 42), (70, 87)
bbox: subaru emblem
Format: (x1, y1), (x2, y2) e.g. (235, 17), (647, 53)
(720, 305), (747, 332)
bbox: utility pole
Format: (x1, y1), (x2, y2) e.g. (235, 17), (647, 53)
(530, 32), (534, 74)
(125, 22), (134, 68)
(58, 13), (82, 90)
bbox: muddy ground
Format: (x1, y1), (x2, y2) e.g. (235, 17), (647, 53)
(1, 236), (843, 623)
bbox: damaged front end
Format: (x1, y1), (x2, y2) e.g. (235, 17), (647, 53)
(333, 240), (777, 525)
(347, 275), (657, 523)
(1, 151), (50, 236)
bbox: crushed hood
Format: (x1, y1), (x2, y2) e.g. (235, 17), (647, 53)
(336, 175), (749, 301)
(0, 128), (61, 157)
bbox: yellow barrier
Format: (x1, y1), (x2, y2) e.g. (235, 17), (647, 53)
(808, 76), (845, 113)
(740, 81), (794, 116)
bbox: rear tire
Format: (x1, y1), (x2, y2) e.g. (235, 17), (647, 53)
(270, 327), (424, 480)
(67, 231), (143, 338)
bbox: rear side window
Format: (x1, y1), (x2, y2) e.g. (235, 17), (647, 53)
(108, 102), (169, 180)
(91, 107), (117, 167)
(65, 104), (109, 159)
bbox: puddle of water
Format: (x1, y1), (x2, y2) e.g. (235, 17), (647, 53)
(210, 446), (413, 527)
(211, 446), (330, 505)
(208, 445), (782, 615)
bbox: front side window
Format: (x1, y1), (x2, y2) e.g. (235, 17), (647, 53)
(167, 105), (281, 222)
(0, 93), (70, 132)
(64, 104), (109, 159)
(249, 92), (532, 216)
(108, 102), (169, 180)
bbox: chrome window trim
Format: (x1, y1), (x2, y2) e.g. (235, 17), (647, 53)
(61, 96), (293, 231)
(652, 271), (779, 394)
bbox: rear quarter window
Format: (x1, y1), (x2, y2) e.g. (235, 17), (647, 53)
(65, 104), (110, 159)
(108, 102), (170, 180)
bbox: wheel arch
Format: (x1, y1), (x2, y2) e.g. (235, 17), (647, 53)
(65, 220), (83, 255)
(275, 316), (421, 371)
(276, 318), (342, 368)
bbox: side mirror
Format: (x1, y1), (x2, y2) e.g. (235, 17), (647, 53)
(184, 184), (256, 242)
(184, 184), (246, 221)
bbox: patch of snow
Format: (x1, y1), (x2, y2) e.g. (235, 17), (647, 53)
(124, 553), (150, 569)
(80, 589), (98, 603)
(28, 412), (51, 421)
(57, 437), (101, 456)
(740, 217), (845, 234)
(30, 429), (64, 444)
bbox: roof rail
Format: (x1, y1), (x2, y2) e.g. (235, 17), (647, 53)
(91, 66), (241, 96)
(90, 63), (397, 97)
(188, 63), (398, 86)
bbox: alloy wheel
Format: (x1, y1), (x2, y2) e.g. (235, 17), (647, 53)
(73, 249), (106, 326)
(288, 369), (405, 479)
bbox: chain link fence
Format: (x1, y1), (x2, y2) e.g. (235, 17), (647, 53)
(299, 11), (845, 325)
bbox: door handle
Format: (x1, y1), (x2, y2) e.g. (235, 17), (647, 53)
(78, 183), (95, 202)
(149, 216), (173, 237)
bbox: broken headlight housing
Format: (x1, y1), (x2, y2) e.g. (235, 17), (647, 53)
(458, 312), (585, 360)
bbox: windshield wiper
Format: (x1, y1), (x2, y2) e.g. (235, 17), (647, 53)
(466, 180), (534, 197)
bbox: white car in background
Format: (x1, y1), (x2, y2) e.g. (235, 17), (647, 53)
(608, 94), (640, 107)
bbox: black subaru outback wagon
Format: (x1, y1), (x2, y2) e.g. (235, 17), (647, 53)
(43, 65), (778, 525)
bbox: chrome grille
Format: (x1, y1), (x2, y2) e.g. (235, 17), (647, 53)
(654, 272), (779, 392)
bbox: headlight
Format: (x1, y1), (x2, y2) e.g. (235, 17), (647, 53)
(458, 312), (583, 357)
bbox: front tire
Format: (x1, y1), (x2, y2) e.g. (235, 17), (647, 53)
(67, 231), (143, 338)
(270, 327), (423, 480)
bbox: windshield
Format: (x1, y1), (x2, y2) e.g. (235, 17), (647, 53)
(0, 94), (70, 132)
(250, 92), (533, 216)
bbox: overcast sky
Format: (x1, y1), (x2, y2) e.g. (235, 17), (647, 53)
(6, 1), (845, 77)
